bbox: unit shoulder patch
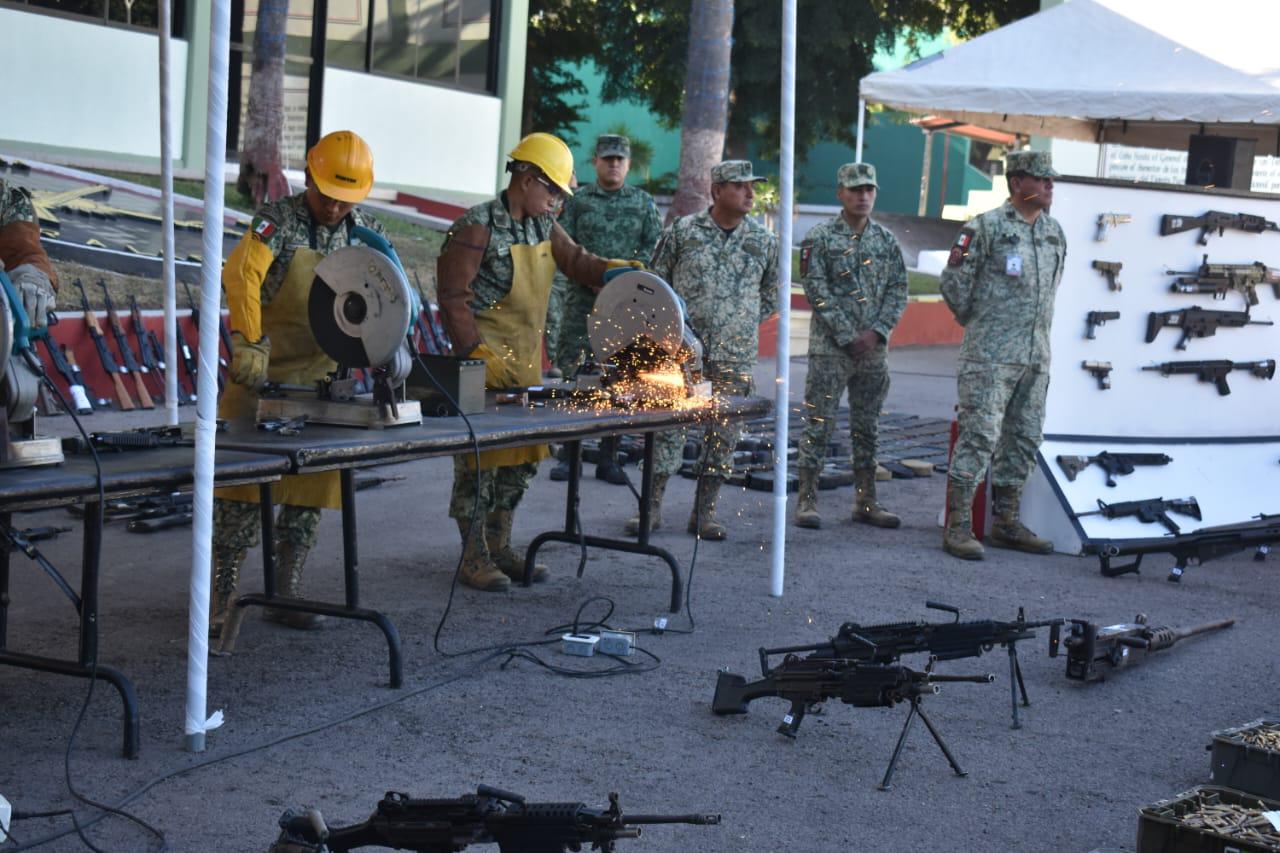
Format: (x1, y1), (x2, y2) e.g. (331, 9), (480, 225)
(799, 244), (813, 277)
(947, 228), (975, 267)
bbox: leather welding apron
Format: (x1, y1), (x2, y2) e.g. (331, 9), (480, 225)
(215, 247), (342, 508)
(467, 239), (556, 471)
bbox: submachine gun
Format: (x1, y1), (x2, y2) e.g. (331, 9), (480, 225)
(1049, 614), (1235, 682)
(753, 601), (1062, 729)
(713, 658), (993, 790)
(268, 786), (720, 853)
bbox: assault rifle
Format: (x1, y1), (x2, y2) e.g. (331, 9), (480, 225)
(1075, 496), (1201, 534)
(1049, 614), (1235, 682)
(171, 319), (199, 402)
(72, 279), (135, 410)
(713, 659), (992, 789)
(757, 602), (1061, 729)
(35, 332), (93, 414)
(182, 280), (233, 370)
(268, 787), (720, 853)
(97, 279), (154, 408)
(128, 293), (166, 394)
(1141, 358), (1276, 395)
(1160, 210), (1280, 245)
(1166, 255), (1280, 308)
(61, 346), (105, 408)
(1056, 451), (1172, 486)
(1145, 306), (1272, 349)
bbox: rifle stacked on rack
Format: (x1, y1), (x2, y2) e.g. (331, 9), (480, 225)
(73, 278), (136, 410)
(97, 279), (154, 408)
(182, 281), (228, 389)
(34, 328), (94, 414)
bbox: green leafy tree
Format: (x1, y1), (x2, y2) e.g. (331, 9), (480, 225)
(525, 0), (1038, 159)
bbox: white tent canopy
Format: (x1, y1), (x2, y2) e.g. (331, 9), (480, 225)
(859, 0), (1280, 152)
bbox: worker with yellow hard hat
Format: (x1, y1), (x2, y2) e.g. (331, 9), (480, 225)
(211, 130), (388, 637)
(436, 132), (642, 591)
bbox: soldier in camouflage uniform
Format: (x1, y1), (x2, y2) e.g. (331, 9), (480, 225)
(437, 132), (636, 591)
(939, 150), (1067, 561)
(628, 160), (779, 541)
(794, 163), (908, 531)
(548, 134), (663, 485)
(0, 178), (58, 328)
(212, 131), (387, 636)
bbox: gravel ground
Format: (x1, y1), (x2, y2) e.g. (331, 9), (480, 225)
(1, 350), (1274, 852)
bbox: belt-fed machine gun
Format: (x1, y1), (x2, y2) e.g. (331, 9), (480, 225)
(0, 269), (63, 468)
(257, 227), (422, 429)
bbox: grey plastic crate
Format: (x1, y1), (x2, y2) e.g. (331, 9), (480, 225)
(1209, 719), (1280, 801)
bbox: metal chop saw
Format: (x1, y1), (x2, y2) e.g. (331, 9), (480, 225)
(575, 269), (709, 404)
(257, 229), (422, 428)
(0, 270), (63, 467)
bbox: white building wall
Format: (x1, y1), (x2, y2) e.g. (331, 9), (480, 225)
(323, 69), (501, 197)
(0, 8), (188, 157)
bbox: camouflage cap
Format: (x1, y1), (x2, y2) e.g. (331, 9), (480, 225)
(711, 160), (766, 184)
(1005, 150), (1059, 178)
(837, 162), (877, 189)
(596, 134), (630, 158)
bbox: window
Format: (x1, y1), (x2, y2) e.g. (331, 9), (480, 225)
(326, 0), (496, 94)
(8, 0), (185, 36)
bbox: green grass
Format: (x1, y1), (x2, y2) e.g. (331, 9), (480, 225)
(789, 250), (940, 296)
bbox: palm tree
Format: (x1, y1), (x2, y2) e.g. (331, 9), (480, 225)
(669, 0), (733, 221)
(237, 0), (291, 208)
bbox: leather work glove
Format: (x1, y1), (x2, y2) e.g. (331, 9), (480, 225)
(229, 331), (271, 390)
(469, 341), (521, 389)
(8, 262), (56, 328)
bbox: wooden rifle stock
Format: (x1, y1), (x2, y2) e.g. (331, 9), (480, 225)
(73, 279), (135, 411)
(98, 280), (154, 409)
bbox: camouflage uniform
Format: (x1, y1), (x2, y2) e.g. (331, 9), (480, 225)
(551, 182), (662, 374)
(214, 192), (387, 561)
(648, 165), (780, 479)
(940, 165), (1066, 490)
(797, 182), (908, 471)
(0, 179), (37, 226)
(443, 195), (562, 520)
(0, 178), (58, 325)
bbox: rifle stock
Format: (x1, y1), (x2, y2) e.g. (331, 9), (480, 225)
(73, 279), (135, 411)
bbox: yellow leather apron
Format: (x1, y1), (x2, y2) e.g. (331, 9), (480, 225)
(467, 239), (557, 470)
(215, 247), (342, 508)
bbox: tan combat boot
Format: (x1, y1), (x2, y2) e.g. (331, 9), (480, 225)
(794, 467), (822, 529)
(455, 518), (511, 592)
(852, 468), (901, 528)
(209, 547), (244, 640)
(988, 484), (1054, 554)
(687, 476), (727, 540)
(624, 474), (668, 536)
(942, 479), (985, 561)
(486, 509), (548, 583)
(263, 541), (325, 629)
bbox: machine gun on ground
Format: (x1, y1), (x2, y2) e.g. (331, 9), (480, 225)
(1160, 210), (1280, 245)
(1086, 513), (1280, 582)
(268, 786), (719, 853)
(1050, 614), (1235, 682)
(755, 602), (1061, 729)
(713, 658), (992, 789)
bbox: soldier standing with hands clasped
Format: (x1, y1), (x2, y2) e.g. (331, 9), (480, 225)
(794, 162), (907, 530)
(939, 150), (1067, 561)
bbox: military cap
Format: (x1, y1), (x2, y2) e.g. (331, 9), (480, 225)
(710, 160), (766, 184)
(837, 162), (877, 189)
(1005, 150), (1059, 178)
(596, 134), (631, 158)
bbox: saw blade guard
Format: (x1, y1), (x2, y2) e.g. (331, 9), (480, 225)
(309, 244), (414, 369)
(588, 270), (700, 368)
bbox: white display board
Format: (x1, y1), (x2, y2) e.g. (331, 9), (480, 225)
(1026, 178), (1280, 555)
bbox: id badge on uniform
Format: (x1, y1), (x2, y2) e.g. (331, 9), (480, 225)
(1005, 254), (1022, 277)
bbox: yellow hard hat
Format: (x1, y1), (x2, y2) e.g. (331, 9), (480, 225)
(306, 130), (374, 203)
(508, 133), (575, 196)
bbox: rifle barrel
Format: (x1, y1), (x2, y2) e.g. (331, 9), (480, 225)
(624, 814), (721, 826)
(1173, 617), (1235, 641)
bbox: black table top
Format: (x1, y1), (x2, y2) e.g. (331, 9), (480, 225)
(0, 447), (289, 511)
(215, 395), (774, 472)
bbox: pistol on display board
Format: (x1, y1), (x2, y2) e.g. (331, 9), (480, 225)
(1091, 260), (1122, 291)
(1085, 310), (1119, 339)
(1082, 360), (1112, 389)
(1095, 214), (1131, 242)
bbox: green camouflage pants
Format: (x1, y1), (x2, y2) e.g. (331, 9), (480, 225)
(651, 362), (754, 479)
(950, 361), (1049, 487)
(553, 281), (598, 376)
(545, 277), (568, 372)
(449, 458), (539, 521)
(211, 498), (321, 593)
(797, 346), (889, 470)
